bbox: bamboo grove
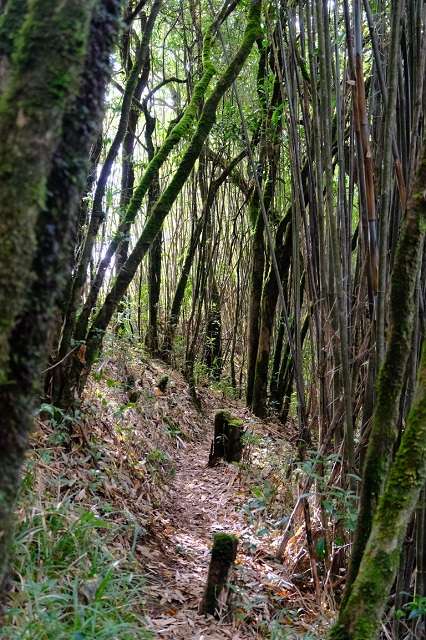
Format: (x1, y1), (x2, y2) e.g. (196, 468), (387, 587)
(0, 0), (426, 638)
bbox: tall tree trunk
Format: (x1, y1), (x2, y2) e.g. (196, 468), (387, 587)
(145, 105), (162, 354)
(0, 0), (121, 585)
(246, 191), (265, 406)
(251, 213), (292, 417)
(332, 132), (426, 636)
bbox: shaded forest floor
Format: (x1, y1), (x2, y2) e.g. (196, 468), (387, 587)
(1, 337), (331, 639)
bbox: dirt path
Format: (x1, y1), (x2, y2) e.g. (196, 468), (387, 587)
(143, 434), (296, 639)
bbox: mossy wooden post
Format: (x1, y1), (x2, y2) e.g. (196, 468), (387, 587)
(199, 532), (238, 617)
(208, 411), (244, 466)
(157, 374), (169, 392)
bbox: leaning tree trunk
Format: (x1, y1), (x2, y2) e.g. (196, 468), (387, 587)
(343, 138), (426, 602)
(0, 0), (121, 586)
(64, 0), (263, 402)
(55, 0), (237, 367)
(330, 134), (426, 638)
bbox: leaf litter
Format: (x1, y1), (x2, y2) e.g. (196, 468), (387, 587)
(10, 339), (330, 639)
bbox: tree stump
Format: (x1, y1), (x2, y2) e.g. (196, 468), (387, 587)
(157, 374), (169, 392)
(208, 410), (244, 466)
(199, 532), (238, 617)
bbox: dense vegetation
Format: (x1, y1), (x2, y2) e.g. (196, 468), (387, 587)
(0, 0), (426, 638)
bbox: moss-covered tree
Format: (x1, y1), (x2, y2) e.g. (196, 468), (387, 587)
(0, 0), (122, 587)
(59, 0), (263, 402)
(330, 125), (426, 639)
(343, 141), (426, 602)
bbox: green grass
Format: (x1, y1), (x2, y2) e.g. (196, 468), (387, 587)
(1, 487), (153, 640)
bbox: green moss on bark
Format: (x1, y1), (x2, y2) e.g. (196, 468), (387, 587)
(0, 0), (28, 90)
(0, 0), (95, 382)
(345, 147), (426, 600)
(331, 138), (426, 640)
(0, 0), (120, 587)
(81, 0), (262, 374)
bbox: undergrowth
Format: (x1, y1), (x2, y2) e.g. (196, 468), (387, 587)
(1, 462), (153, 640)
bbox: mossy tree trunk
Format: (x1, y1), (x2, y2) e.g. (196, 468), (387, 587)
(343, 139), (426, 602)
(330, 138), (426, 638)
(0, 0), (121, 586)
(0, 0), (96, 381)
(329, 336), (426, 640)
(0, 0), (28, 91)
(63, 0), (263, 401)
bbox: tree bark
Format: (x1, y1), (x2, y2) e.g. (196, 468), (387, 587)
(0, 0), (121, 586)
(0, 0), (96, 381)
(344, 140), (426, 601)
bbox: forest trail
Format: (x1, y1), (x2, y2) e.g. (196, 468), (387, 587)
(144, 436), (254, 638)
(3, 353), (325, 639)
(137, 385), (316, 639)
(145, 433), (287, 639)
